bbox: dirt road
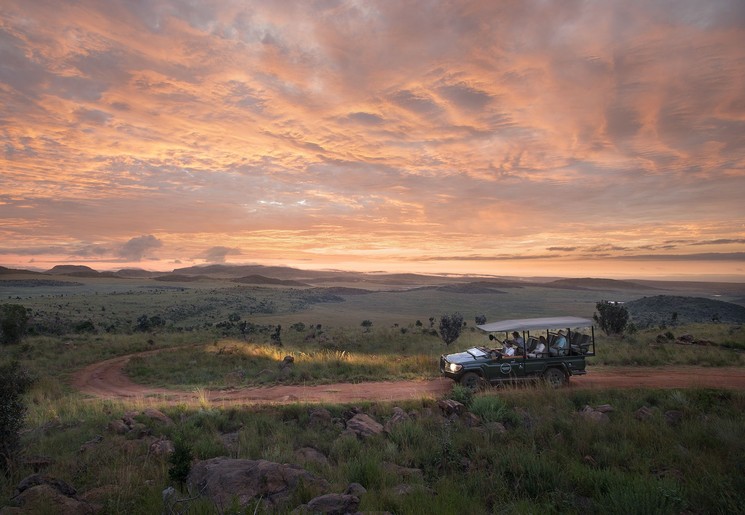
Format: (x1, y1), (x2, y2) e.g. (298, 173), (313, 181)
(71, 349), (745, 406)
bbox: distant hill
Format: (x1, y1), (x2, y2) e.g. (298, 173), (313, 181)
(626, 295), (745, 327)
(114, 268), (162, 278)
(46, 265), (106, 277)
(435, 282), (510, 294)
(0, 279), (82, 287)
(0, 266), (42, 276)
(548, 278), (657, 291)
(231, 275), (309, 287)
(152, 274), (207, 282)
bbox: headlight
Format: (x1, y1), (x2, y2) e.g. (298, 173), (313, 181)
(447, 362), (462, 373)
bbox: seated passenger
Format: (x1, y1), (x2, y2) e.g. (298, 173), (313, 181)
(528, 336), (547, 358)
(502, 340), (516, 357)
(549, 330), (568, 356)
(511, 331), (525, 353)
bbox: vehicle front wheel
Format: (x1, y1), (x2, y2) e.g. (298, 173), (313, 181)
(543, 367), (567, 388)
(460, 372), (484, 392)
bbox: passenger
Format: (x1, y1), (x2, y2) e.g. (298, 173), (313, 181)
(529, 336), (547, 358)
(502, 340), (516, 357)
(511, 331), (525, 353)
(549, 330), (568, 356)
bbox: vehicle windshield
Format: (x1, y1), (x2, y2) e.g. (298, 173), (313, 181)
(467, 347), (488, 358)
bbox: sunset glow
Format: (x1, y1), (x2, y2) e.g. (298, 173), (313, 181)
(1, 1), (744, 279)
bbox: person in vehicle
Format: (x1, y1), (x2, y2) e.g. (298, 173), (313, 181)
(549, 330), (568, 356)
(511, 331), (525, 353)
(502, 340), (516, 356)
(528, 336), (547, 358)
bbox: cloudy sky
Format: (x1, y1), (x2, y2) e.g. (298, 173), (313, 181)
(1, 0), (744, 280)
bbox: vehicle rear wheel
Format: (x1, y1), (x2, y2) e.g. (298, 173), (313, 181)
(460, 372), (483, 392)
(543, 367), (567, 388)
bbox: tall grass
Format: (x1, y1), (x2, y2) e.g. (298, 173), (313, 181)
(4, 385), (745, 513)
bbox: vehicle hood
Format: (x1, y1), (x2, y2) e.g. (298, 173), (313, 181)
(443, 347), (489, 364)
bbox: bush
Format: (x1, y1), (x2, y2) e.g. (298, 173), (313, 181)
(594, 300), (630, 335)
(168, 435), (194, 486)
(439, 313), (464, 346)
(0, 304), (28, 345)
(0, 361), (34, 472)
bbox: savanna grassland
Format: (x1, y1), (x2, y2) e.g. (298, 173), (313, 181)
(1, 267), (745, 513)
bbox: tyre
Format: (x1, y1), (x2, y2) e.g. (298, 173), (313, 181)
(543, 367), (567, 388)
(460, 372), (483, 391)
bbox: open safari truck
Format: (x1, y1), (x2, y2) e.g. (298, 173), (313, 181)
(440, 316), (595, 390)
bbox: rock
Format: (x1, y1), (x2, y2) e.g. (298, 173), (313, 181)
(345, 413), (384, 439)
(305, 493), (360, 514)
(122, 411), (139, 427)
(594, 404), (614, 413)
(344, 482), (366, 497)
(461, 412), (481, 427)
(143, 408), (174, 426)
(149, 438), (175, 456)
(579, 405), (609, 424)
(107, 419), (128, 435)
(383, 462), (423, 480)
(127, 422), (150, 439)
(16, 474), (77, 498)
(392, 484), (434, 496)
(12, 484), (95, 514)
(635, 406), (657, 421)
(484, 422), (507, 434)
(384, 407), (411, 433)
(309, 408), (333, 427)
(678, 334), (695, 343)
(187, 458), (330, 510)
(294, 447), (329, 467)
(437, 399), (464, 417)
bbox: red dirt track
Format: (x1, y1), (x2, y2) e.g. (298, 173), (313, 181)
(71, 349), (745, 406)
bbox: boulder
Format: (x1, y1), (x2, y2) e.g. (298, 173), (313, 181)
(187, 458), (330, 510)
(664, 410), (683, 426)
(309, 408), (333, 427)
(143, 408), (174, 426)
(437, 399), (464, 417)
(344, 483), (366, 497)
(149, 437), (175, 457)
(345, 413), (384, 439)
(294, 447), (330, 467)
(11, 484), (95, 514)
(107, 419), (128, 435)
(305, 493), (360, 514)
(15, 474), (76, 498)
(635, 406), (657, 421)
(461, 412), (481, 427)
(579, 405), (609, 424)
(384, 407), (411, 433)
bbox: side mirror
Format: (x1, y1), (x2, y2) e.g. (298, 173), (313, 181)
(488, 334), (495, 341)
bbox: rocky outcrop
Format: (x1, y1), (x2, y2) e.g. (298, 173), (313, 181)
(187, 458), (330, 510)
(345, 413), (384, 439)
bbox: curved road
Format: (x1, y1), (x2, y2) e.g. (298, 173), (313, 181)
(71, 349), (745, 405)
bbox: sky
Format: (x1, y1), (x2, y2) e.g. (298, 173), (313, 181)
(1, 0), (744, 281)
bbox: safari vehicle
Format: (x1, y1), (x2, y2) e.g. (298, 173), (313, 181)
(440, 316), (595, 390)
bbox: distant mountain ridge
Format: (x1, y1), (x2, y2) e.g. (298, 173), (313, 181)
(548, 278), (658, 291)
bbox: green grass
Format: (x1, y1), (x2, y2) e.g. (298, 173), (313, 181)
(2, 277), (745, 512)
(7, 388), (743, 513)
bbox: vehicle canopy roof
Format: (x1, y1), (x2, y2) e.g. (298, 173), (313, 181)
(477, 316), (593, 333)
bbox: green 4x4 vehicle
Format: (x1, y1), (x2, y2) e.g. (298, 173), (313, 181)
(440, 316), (595, 390)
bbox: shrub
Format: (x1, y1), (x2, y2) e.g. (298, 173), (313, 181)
(168, 435), (194, 486)
(0, 304), (28, 345)
(0, 361), (34, 472)
(594, 300), (629, 335)
(438, 313), (464, 346)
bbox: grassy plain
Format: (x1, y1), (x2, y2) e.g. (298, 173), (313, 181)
(1, 272), (745, 513)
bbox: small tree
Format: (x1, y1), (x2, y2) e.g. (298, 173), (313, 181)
(0, 361), (34, 472)
(270, 325), (282, 347)
(438, 312), (464, 346)
(593, 300), (629, 335)
(0, 304), (28, 345)
(475, 314), (487, 325)
(361, 320), (373, 332)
